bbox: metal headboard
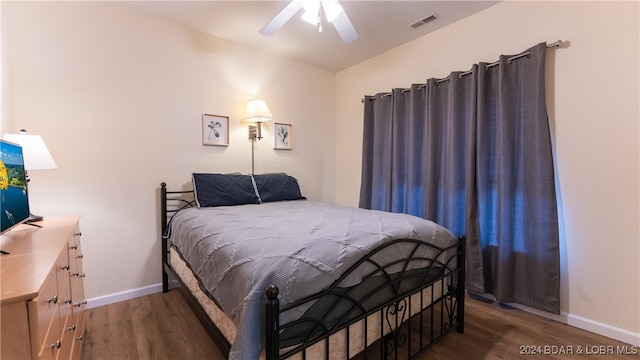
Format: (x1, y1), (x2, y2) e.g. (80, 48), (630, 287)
(160, 182), (196, 293)
(160, 182), (196, 236)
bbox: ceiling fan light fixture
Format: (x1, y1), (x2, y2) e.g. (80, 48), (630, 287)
(322, 0), (343, 22)
(261, 0), (358, 44)
(301, 0), (321, 24)
(301, 10), (319, 25)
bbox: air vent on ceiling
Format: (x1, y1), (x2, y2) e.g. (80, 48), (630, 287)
(410, 14), (438, 29)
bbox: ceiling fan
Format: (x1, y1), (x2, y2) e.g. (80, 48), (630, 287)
(260, 0), (359, 44)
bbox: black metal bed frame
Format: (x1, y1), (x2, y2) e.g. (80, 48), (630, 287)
(160, 182), (465, 360)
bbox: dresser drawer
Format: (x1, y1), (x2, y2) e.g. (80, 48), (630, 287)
(58, 306), (74, 360)
(68, 230), (83, 275)
(69, 308), (86, 360)
(58, 285), (73, 360)
(28, 266), (61, 359)
(35, 308), (61, 360)
(70, 258), (85, 299)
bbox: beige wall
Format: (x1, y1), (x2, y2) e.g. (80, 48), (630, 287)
(336, 1), (639, 345)
(3, 2), (336, 301)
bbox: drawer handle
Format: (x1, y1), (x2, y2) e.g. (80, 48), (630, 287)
(51, 340), (61, 349)
(76, 335), (84, 341)
(64, 298), (72, 305)
(75, 232), (82, 236)
(74, 300), (87, 308)
(62, 264), (70, 271)
(70, 245), (78, 250)
(48, 295), (58, 304)
(68, 324), (76, 331)
(77, 254), (84, 259)
(72, 272), (86, 278)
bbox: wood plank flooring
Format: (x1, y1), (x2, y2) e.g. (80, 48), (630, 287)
(81, 290), (223, 360)
(81, 290), (638, 360)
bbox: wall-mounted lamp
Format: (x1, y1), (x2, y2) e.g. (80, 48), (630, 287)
(244, 99), (273, 140)
(243, 99), (273, 174)
(2, 129), (57, 222)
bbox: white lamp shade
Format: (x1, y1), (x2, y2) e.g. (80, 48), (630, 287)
(243, 99), (273, 123)
(2, 131), (57, 170)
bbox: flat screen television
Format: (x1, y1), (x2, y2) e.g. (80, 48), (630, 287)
(1, 139), (30, 234)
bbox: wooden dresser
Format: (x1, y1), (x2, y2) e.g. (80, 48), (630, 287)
(1, 216), (87, 360)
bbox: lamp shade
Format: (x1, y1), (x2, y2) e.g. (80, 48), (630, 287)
(243, 99), (273, 123)
(2, 130), (57, 170)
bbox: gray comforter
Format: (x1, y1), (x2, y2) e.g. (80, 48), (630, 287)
(169, 200), (456, 360)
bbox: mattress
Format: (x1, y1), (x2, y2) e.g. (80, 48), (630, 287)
(168, 200), (456, 359)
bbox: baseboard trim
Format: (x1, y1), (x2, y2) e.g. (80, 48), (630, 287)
(471, 293), (639, 346)
(566, 313), (640, 347)
(85, 283), (162, 309)
(509, 303), (640, 347)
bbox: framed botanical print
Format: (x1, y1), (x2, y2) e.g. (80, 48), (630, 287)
(273, 123), (292, 150)
(202, 114), (229, 146)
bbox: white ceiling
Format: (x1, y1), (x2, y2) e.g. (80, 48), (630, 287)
(118, 1), (501, 72)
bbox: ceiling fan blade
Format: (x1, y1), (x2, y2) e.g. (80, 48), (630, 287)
(260, 0), (303, 36)
(331, 9), (358, 44)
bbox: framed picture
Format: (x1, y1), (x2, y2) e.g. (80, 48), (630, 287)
(273, 123), (292, 150)
(202, 114), (229, 146)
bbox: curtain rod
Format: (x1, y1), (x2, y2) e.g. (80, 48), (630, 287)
(362, 40), (564, 102)
(484, 40), (563, 70)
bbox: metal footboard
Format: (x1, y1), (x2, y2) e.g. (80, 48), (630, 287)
(265, 236), (465, 360)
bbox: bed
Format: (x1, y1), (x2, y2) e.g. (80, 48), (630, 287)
(160, 173), (465, 360)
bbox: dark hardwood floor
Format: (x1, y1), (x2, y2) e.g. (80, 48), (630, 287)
(81, 290), (637, 359)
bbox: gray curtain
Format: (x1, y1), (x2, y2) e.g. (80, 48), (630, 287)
(359, 43), (560, 314)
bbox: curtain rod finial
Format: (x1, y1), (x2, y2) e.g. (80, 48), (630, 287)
(548, 40), (563, 48)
